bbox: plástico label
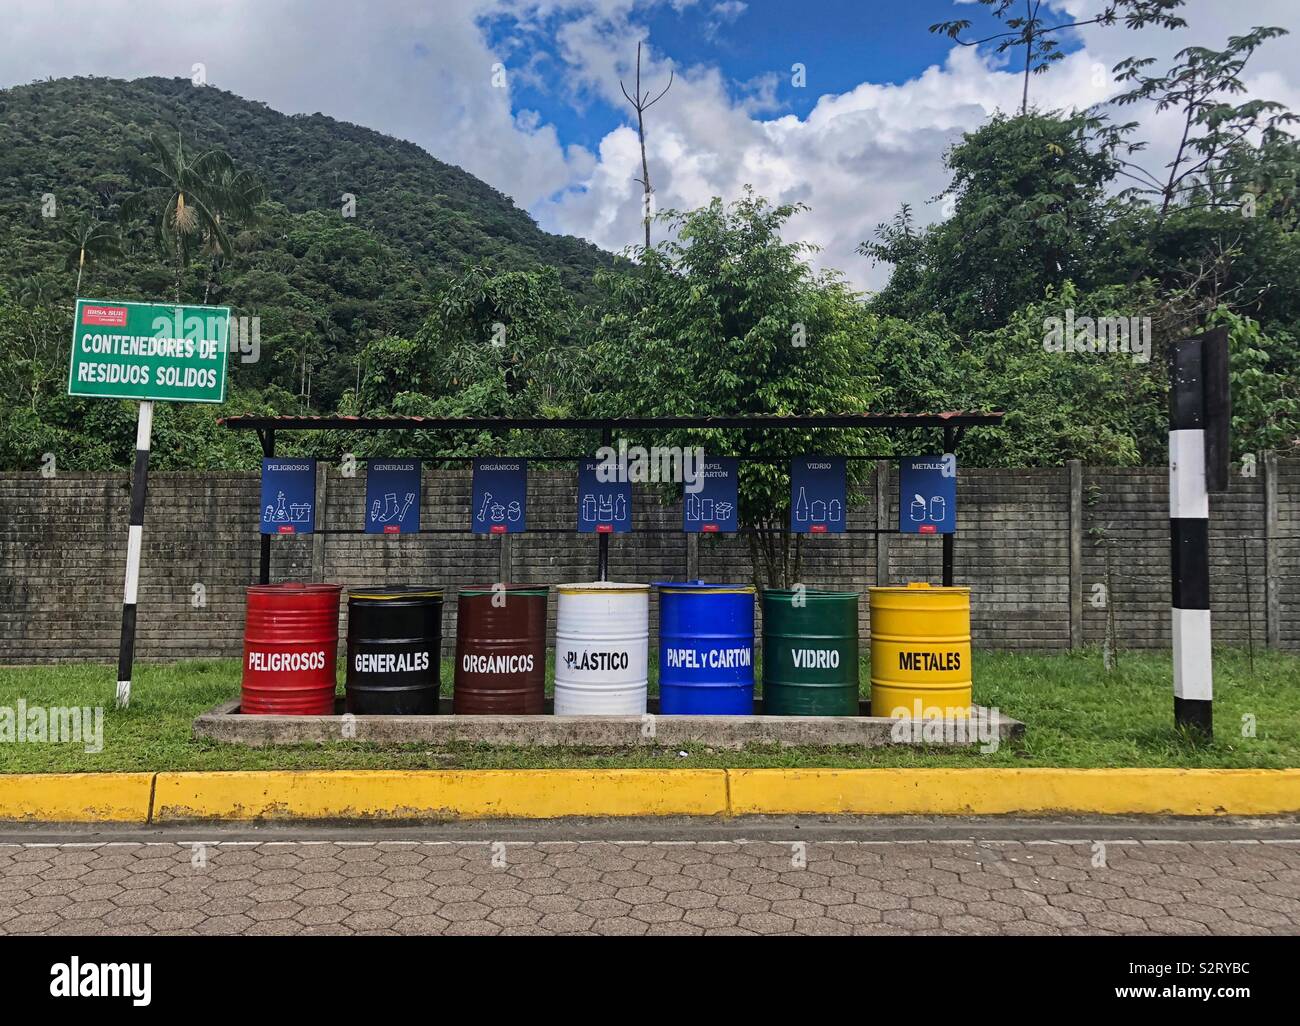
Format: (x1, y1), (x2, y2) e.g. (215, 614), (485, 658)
(563, 649), (630, 672)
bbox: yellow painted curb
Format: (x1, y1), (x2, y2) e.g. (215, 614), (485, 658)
(0, 773), (154, 823)
(727, 768), (1300, 817)
(152, 769), (729, 821)
(6, 768), (1300, 822)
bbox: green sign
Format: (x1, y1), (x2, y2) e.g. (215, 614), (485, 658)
(67, 299), (231, 403)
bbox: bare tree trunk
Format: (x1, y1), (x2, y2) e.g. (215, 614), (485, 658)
(620, 41), (673, 251)
(74, 249), (84, 300)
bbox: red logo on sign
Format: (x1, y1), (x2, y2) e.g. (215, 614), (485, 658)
(81, 305), (128, 327)
(810, 524), (827, 534)
(702, 524), (719, 533)
(383, 524), (400, 534)
(919, 524), (937, 534)
(490, 524), (507, 534)
(277, 525), (296, 534)
(596, 524), (614, 533)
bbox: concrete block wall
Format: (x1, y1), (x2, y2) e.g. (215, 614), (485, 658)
(0, 456), (1295, 664)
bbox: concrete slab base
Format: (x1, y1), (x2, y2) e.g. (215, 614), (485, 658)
(192, 697), (1024, 749)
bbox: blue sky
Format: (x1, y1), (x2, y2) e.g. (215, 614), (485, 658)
(2, 0), (1295, 289)
(481, 1), (1039, 150)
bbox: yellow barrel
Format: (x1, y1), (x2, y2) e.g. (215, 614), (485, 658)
(869, 583), (972, 718)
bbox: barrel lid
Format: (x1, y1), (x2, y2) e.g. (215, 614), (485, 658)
(556, 581), (650, 594)
(348, 586), (444, 601)
(653, 580), (755, 595)
(248, 583), (343, 595)
(458, 583), (549, 597)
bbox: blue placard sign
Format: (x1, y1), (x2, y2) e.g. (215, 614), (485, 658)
(260, 458), (316, 535)
(899, 454), (957, 534)
(790, 457), (846, 534)
(365, 459), (421, 534)
(684, 456), (739, 533)
(577, 457), (631, 534)
(472, 458), (527, 534)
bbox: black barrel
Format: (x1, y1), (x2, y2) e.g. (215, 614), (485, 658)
(345, 586), (443, 715)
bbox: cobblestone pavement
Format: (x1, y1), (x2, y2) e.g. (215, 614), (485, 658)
(2, 834), (1299, 935)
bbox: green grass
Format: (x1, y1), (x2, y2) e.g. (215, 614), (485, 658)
(0, 649), (1296, 773)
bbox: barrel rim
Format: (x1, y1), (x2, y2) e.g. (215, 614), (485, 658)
(556, 582), (651, 594)
(655, 582), (756, 595)
(458, 583), (550, 597)
(348, 587), (444, 601)
(868, 584), (971, 596)
(761, 587), (860, 600)
(248, 583), (343, 595)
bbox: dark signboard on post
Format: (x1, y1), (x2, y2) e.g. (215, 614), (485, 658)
(790, 457), (846, 534)
(260, 459), (316, 534)
(577, 458), (631, 534)
(899, 455), (957, 534)
(684, 456), (739, 533)
(471, 458), (527, 534)
(365, 459), (421, 534)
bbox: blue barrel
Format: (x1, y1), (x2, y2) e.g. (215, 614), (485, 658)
(654, 581), (756, 715)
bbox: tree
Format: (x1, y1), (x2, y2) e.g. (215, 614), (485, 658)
(931, 0), (1186, 115)
(60, 213), (122, 299)
(861, 112), (1124, 331)
(1110, 26), (1295, 221)
(620, 41), (674, 250)
(200, 164), (265, 304)
(587, 190), (884, 587)
(0, 288), (68, 414)
(124, 132), (257, 303)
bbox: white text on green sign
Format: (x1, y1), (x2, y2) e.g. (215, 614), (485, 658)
(67, 299), (231, 403)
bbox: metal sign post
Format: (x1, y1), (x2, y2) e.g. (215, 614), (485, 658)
(115, 400), (153, 709)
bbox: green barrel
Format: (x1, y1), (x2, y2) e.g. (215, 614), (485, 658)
(761, 588), (860, 716)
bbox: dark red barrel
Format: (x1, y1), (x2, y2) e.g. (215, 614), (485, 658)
(241, 583), (342, 715)
(453, 584), (548, 714)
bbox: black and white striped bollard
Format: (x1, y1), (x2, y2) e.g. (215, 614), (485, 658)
(116, 400), (153, 709)
(1168, 330), (1228, 738)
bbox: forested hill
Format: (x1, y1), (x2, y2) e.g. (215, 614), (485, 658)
(0, 76), (612, 409)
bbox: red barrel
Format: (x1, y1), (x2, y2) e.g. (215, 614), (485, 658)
(453, 584), (548, 714)
(241, 583), (342, 715)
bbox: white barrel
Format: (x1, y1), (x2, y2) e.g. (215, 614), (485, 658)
(554, 582), (649, 715)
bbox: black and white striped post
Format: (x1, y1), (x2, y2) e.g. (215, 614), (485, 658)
(1168, 327), (1229, 738)
(116, 400), (154, 709)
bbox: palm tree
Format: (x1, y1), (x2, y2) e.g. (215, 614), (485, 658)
(61, 214), (123, 299)
(125, 133), (256, 303)
(200, 165), (265, 304)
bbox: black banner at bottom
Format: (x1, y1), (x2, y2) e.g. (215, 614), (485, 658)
(0, 935), (1289, 1014)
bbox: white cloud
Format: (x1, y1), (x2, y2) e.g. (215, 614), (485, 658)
(534, 0), (1300, 291)
(0, 0), (1296, 294)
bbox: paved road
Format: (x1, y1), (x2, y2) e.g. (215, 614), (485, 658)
(2, 818), (1298, 935)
